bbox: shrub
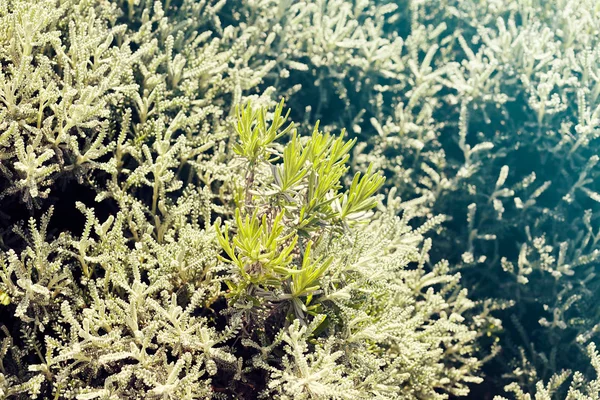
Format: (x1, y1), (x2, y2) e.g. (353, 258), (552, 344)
(1, 0), (599, 399)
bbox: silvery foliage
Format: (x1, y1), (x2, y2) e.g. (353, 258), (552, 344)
(0, 0), (489, 399)
(494, 343), (600, 400)
(0, 0), (137, 208)
(223, 0), (600, 396)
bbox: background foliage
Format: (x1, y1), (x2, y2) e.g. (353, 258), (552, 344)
(0, 0), (598, 399)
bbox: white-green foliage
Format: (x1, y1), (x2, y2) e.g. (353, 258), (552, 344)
(0, 0), (485, 394)
(226, 0), (405, 128)
(0, 201), (235, 398)
(495, 343), (600, 400)
(242, 0), (600, 394)
(0, 0), (137, 207)
(383, 3), (600, 390)
(0, 0), (277, 397)
(1, 0), (599, 399)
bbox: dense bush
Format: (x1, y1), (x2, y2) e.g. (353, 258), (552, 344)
(0, 0), (598, 399)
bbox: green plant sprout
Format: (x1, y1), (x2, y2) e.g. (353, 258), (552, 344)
(215, 100), (385, 321)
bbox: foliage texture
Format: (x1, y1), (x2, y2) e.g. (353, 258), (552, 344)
(0, 0), (598, 399)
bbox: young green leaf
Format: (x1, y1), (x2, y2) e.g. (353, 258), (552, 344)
(340, 163), (385, 220)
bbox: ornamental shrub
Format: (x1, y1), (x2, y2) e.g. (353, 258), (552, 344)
(0, 1), (598, 400)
